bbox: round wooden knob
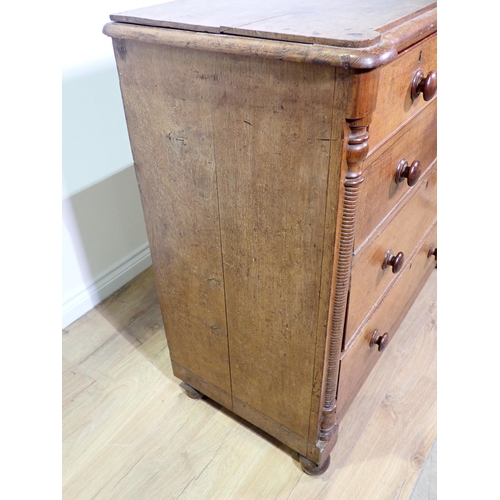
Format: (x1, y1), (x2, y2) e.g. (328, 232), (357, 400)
(383, 250), (404, 273)
(395, 159), (421, 187)
(428, 245), (437, 260)
(370, 330), (389, 352)
(411, 69), (437, 101)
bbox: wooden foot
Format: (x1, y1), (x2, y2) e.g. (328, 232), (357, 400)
(181, 383), (203, 400)
(298, 454), (331, 476)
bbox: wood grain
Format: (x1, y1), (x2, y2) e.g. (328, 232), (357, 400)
(103, 3), (437, 470)
(369, 33), (437, 150)
(211, 51), (339, 444)
(110, 0), (436, 48)
(62, 267), (158, 366)
(356, 99), (437, 250)
(305, 69), (350, 462)
(345, 165), (437, 345)
(114, 36), (347, 449)
(113, 39), (233, 407)
(337, 222), (437, 420)
(287, 270), (436, 499)
(314, 69), (380, 464)
(103, 21), (399, 70)
(62, 266), (436, 499)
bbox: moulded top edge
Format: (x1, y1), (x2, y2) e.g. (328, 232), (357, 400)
(109, 0), (437, 49)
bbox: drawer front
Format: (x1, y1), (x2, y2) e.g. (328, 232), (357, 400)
(336, 222), (437, 422)
(369, 33), (437, 150)
(345, 166), (437, 346)
(356, 99), (437, 250)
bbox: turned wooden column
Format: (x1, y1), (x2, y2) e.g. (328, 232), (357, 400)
(316, 68), (380, 464)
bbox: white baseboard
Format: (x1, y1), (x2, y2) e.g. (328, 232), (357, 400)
(62, 245), (152, 329)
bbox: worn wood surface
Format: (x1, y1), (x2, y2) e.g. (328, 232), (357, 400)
(345, 165), (437, 345)
(355, 99), (437, 250)
(369, 33), (437, 150)
(306, 69), (350, 460)
(312, 69), (381, 465)
(114, 37), (348, 451)
(104, 3), (437, 69)
(62, 266), (436, 499)
(103, 21), (400, 70)
(113, 39), (233, 408)
(105, 3), (437, 470)
(211, 51), (338, 448)
(111, 0), (435, 48)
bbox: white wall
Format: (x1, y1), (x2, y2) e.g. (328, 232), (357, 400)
(62, 1), (169, 328)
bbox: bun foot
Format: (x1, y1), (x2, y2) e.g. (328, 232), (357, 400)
(181, 383), (203, 400)
(299, 454), (331, 476)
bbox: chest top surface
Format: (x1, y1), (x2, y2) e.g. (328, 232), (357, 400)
(110, 0), (436, 48)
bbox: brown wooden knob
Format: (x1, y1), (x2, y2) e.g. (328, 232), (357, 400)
(411, 69), (437, 101)
(370, 330), (389, 352)
(428, 245), (437, 260)
(383, 250), (404, 273)
(395, 159), (421, 187)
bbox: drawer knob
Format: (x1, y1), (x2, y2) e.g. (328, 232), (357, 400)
(383, 250), (404, 273)
(370, 330), (389, 352)
(395, 159), (421, 187)
(428, 245), (437, 260)
(411, 69), (437, 101)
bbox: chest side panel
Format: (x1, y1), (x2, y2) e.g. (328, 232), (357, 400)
(212, 55), (340, 443)
(112, 39), (233, 406)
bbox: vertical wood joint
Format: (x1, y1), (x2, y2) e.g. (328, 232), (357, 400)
(318, 69), (379, 450)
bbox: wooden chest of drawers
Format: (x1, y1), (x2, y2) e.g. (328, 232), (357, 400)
(104, 0), (437, 475)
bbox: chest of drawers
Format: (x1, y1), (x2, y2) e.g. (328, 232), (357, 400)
(104, 0), (437, 475)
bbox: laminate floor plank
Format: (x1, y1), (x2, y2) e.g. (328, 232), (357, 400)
(63, 323), (176, 490)
(63, 355), (168, 486)
(62, 362), (96, 409)
(334, 317), (436, 500)
(62, 267), (436, 499)
(176, 423), (302, 500)
(62, 267), (158, 366)
(410, 438), (437, 500)
(67, 390), (231, 500)
(285, 272), (437, 500)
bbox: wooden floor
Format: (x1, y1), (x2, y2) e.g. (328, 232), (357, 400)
(62, 267), (437, 500)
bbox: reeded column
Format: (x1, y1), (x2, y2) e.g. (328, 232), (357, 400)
(319, 117), (370, 442)
(316, 69), (380, 461)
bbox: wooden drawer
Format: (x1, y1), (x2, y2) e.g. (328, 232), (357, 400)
(336, 222), (437, 422)
(104, 0), (438, 476)
(369, 33), (437, 150)
(355, 99), (437, 250)
(345, 165), (437, 347)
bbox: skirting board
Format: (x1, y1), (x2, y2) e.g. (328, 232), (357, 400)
(62, 245), (152, 329)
